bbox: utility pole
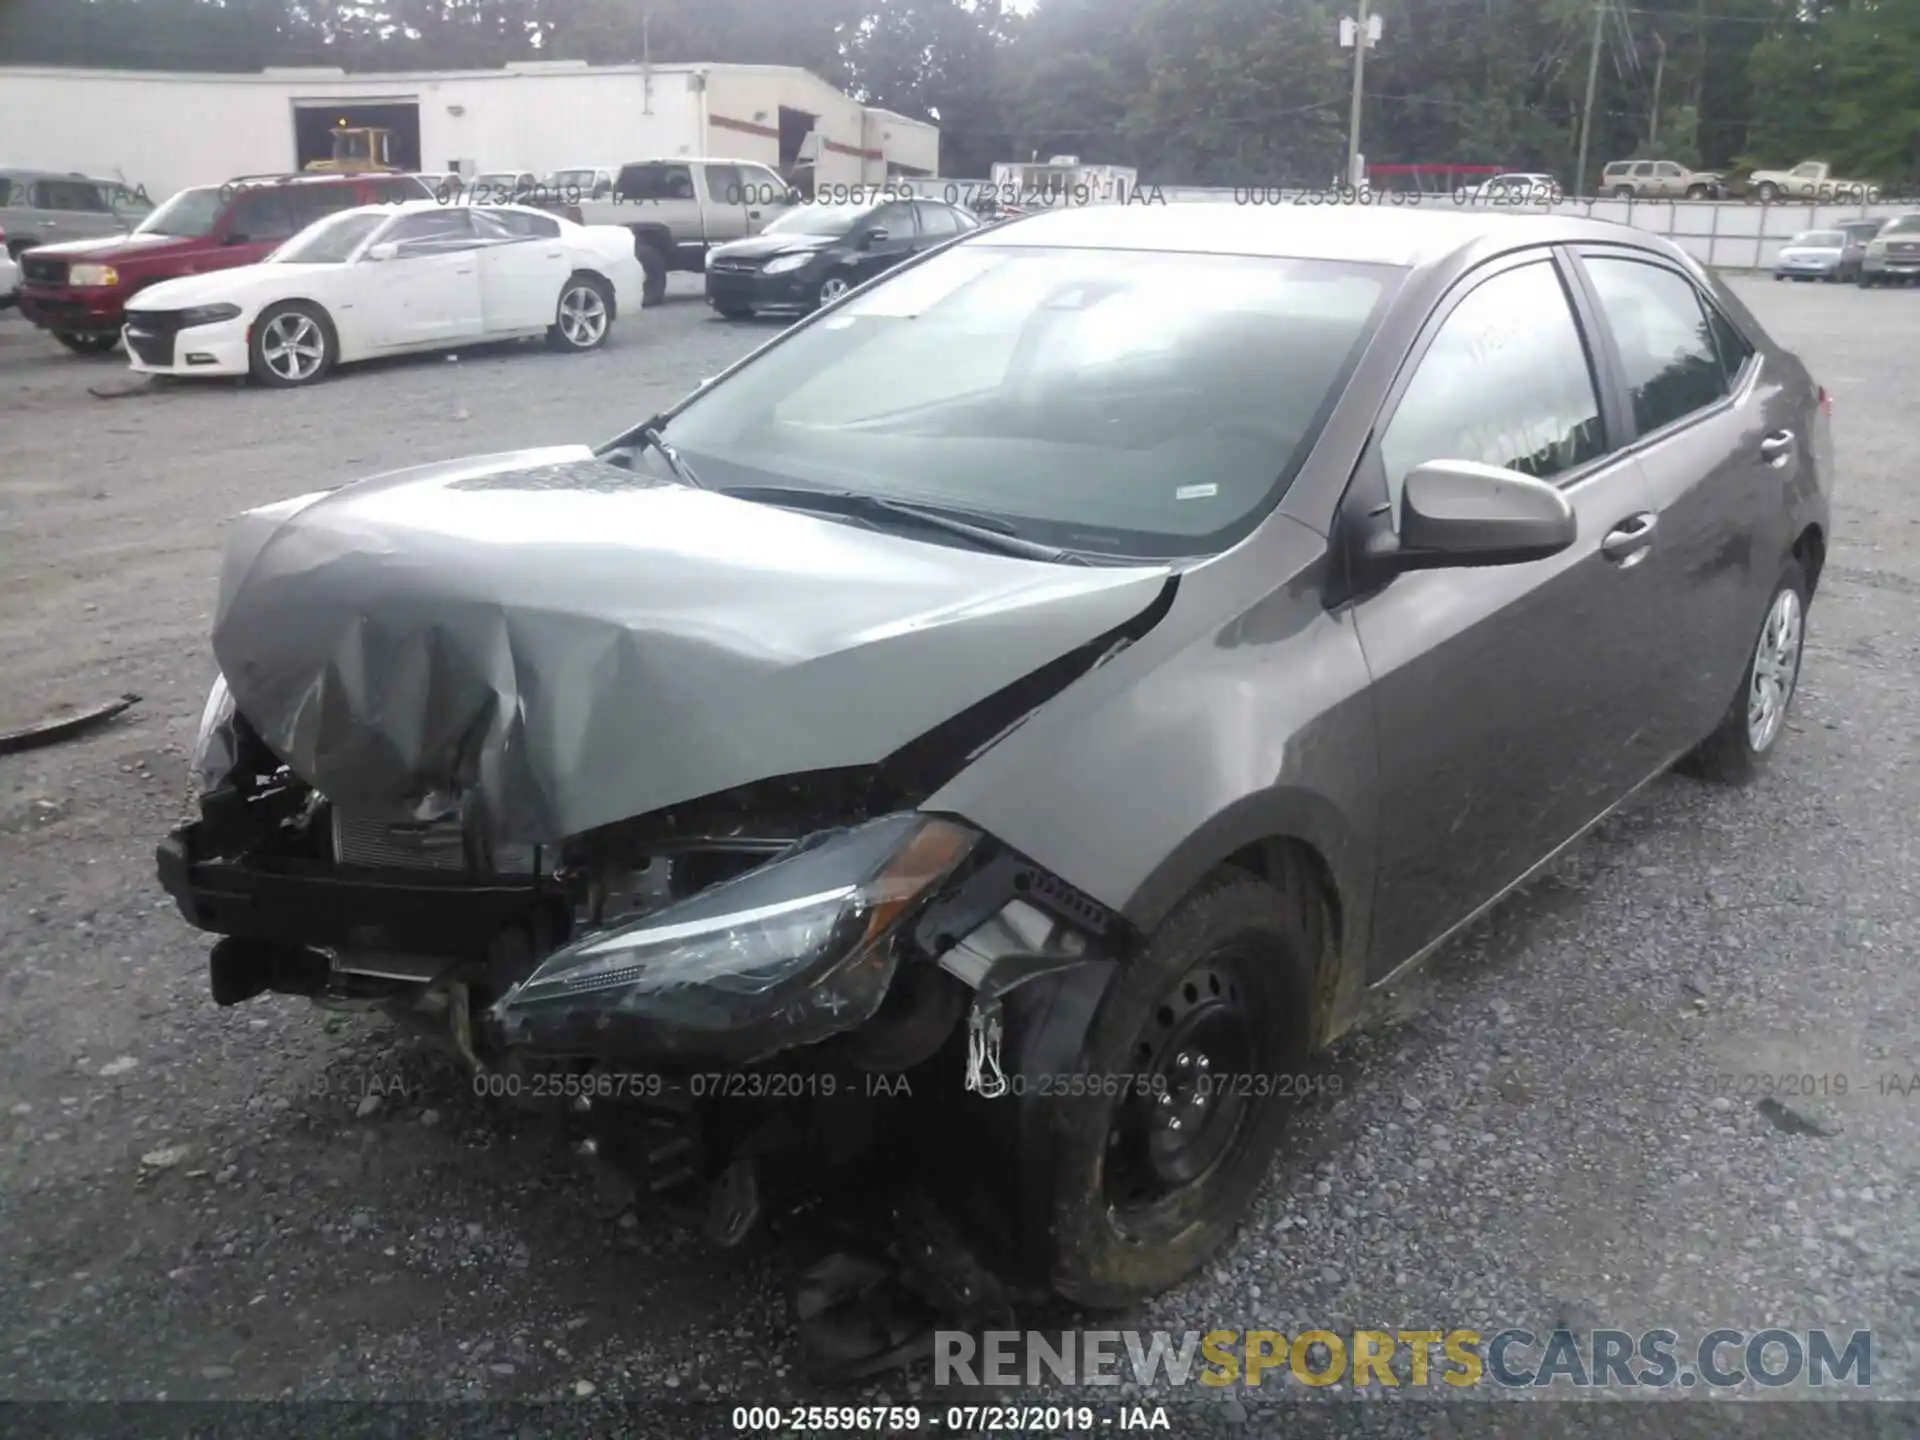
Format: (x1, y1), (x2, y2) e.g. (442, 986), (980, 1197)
(1649, 31), (1666, 146)
(1342, 2), (1381, 189)
(1575, 0), (1605, 197)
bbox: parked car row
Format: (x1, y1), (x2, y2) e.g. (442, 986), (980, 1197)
(7, 166), (646, 384)
(1773, 214), (1920, 285)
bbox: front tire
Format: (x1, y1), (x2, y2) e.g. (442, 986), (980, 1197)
(548, 274), (612, 351)
(1756, 182), (1781, 203)
(1679, 560), (1808, 786)
(54, 330), (120, 356)
(815, 274), (852, 310)
(1042, 872), (1313, 1308)
(247, 302), (335, 387)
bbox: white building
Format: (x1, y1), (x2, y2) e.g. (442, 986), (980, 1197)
(0, 61), (941, 200)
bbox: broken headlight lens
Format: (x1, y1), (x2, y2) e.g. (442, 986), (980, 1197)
(494, 813), (977, 1064)
(191, 673), (239, 795)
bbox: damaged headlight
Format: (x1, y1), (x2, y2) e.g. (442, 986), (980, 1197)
(191, 673), (240, 795)
(494, 814), (977, 1064)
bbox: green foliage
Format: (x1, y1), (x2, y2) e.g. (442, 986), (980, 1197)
(0, 0), (1906, 186)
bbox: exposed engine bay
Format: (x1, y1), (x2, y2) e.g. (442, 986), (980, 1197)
(158, 697), (1133, 1378)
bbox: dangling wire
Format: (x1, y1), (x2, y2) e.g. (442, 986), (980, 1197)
(964, 1006), (1009, 1099)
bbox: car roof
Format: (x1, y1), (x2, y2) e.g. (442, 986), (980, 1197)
(975, 204), (1657, 270)
(225, 172), (410, 187)
(332, 198), (569, 219)
(1, 168), (126, 185)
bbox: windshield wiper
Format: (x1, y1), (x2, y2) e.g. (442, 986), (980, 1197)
(633, 421), (706, 490)
(720, 485), (1081, 564)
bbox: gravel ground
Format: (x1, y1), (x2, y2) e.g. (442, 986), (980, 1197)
(1, 274), (1917, 1435)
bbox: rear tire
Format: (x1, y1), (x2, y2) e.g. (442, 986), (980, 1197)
(1678, 559), (1808, 786)
(1612, 186), (1635, 199)
(548, 273), (613, 351)
(635, 241), (668, 308)
(53, 330), (120, 356)
(1042, 872), (1313, 1308)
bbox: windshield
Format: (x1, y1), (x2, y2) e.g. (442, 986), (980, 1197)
(1883, 216), (1920, 235)
(1792, 231), (1844, 247)
(656, 244), (1394, 559)
(270, 210), (389, 264)
(763, 204), (870, 237)
(551, 170), (598, 188)
(135, 186), (224, 239)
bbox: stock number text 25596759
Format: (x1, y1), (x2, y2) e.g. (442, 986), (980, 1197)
(1234, 185), (1423, 207)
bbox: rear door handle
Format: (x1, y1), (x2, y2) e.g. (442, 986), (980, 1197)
(1601, 511), (1658, 564)
(1760, 429), (1796, 464)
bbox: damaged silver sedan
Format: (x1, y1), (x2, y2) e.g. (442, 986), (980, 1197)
(160, 205), (1830, 1365)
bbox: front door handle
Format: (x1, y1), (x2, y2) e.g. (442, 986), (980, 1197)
(1601, 511), (1658, 564)
(1760, 429), (1796, 465)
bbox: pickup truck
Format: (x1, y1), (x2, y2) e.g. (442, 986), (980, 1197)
(1745, 160), (1880, 204)
(576, 158), (800, 306)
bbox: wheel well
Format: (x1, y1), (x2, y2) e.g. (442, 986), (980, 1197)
(257, 299), (337, 342)
(1220, 837), (1344, 1040)
(1793, 523), (1825, 597)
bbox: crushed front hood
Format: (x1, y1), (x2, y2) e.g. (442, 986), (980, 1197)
(212, 445), (1172, 841)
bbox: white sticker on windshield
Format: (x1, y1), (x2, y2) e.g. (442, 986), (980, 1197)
(1175, 483), (1219, 500)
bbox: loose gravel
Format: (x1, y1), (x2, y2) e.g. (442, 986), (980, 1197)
(1, 274), (1916, 1436)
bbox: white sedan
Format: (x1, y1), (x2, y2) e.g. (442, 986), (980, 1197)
(121, 200), (645, 387)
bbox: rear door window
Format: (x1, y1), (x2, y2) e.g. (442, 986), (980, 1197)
(1582, 254), (1730, 434)
(35, 179), (112, 212)
(226, 186), (299, 241)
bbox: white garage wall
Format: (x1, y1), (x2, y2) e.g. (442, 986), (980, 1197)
(0, 62), (934, 200)
(0, 68), (298, 195)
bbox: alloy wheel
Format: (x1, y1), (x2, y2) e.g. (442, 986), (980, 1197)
(818, 276), (850, 305)
(1747, 587), (1803, 754)
(559, 284), (609, 347)
(260, 313), (326, 382)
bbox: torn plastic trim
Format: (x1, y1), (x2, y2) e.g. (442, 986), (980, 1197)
(490, 813), (979, 1066)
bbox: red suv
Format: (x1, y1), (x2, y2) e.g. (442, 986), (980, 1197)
(17, 172), (430, 355)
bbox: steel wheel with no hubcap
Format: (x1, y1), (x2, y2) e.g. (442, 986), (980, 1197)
(558, 284), (609, 347)
(260, 313), (326, 382)
(1747, 586), (1802, 753)
(1104, 951), (1262, 1232)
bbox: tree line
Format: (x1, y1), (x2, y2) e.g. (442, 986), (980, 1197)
(1, 0), (1913, 187)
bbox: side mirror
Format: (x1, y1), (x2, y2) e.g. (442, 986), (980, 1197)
(862, 226), (889, 246)
(364, 241), (399, 263)
(1360, 460), (1577, 580)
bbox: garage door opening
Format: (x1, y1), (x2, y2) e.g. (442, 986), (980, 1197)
(293, 102), (422, 173)
(778, 106), (816, 170)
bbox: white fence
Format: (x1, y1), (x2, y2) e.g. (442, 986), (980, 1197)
(920, 176), (1914, 273)
(1153, 189), (1912, 271)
